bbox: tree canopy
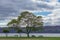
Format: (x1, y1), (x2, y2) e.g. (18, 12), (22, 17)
(7, 11), (43, 37)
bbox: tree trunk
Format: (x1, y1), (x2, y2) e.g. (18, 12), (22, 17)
(20, 33), (21, 37)
(6, 33), (7, 37)
(26, 27), (30, 37)
(27, 32), (29, 37)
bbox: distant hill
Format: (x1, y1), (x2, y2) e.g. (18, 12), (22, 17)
(43, 26), (60, 33)
(0, 26), (60, 33)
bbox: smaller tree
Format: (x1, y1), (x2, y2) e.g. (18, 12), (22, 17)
(3, 29), (9, 37)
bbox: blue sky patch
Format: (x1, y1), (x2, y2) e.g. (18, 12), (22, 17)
(45, 0), (50, 2)
(33, 11), (51, 16)
(58, 0), (60, 2)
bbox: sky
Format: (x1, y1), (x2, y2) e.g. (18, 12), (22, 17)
(0, 0), (60, 27)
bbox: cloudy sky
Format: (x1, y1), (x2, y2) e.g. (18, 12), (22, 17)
(0, 0), (60, 27)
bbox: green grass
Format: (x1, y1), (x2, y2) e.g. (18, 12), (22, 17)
(0, 37), (59, 40)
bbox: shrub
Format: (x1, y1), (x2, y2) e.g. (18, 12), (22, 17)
(14, 35), (18, 37)
(31, 35), (36, 37)
(38, 35), (43, 38)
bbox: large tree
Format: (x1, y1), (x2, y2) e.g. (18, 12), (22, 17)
(7, 11), (43, 37)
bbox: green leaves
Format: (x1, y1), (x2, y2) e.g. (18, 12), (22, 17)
(17, 16), (22, 21)
(37, 16), (42, 18)
(7, 19), (18, 26)
(20, 11), (29, 16)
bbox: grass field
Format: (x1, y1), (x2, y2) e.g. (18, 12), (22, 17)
(0, 37), (59, 40)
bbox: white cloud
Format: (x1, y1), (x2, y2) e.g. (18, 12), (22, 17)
(0, 0), (60, 27)
(34, 0), (60, 26)
(43, 9), (60, 26)
(0, 16), (17, 27)
(32, 0), (57, 6)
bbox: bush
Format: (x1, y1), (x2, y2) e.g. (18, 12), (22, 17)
(31, 35), (36, 37)
(14, 35), (18, 37)
(38, 35), (43, 38)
